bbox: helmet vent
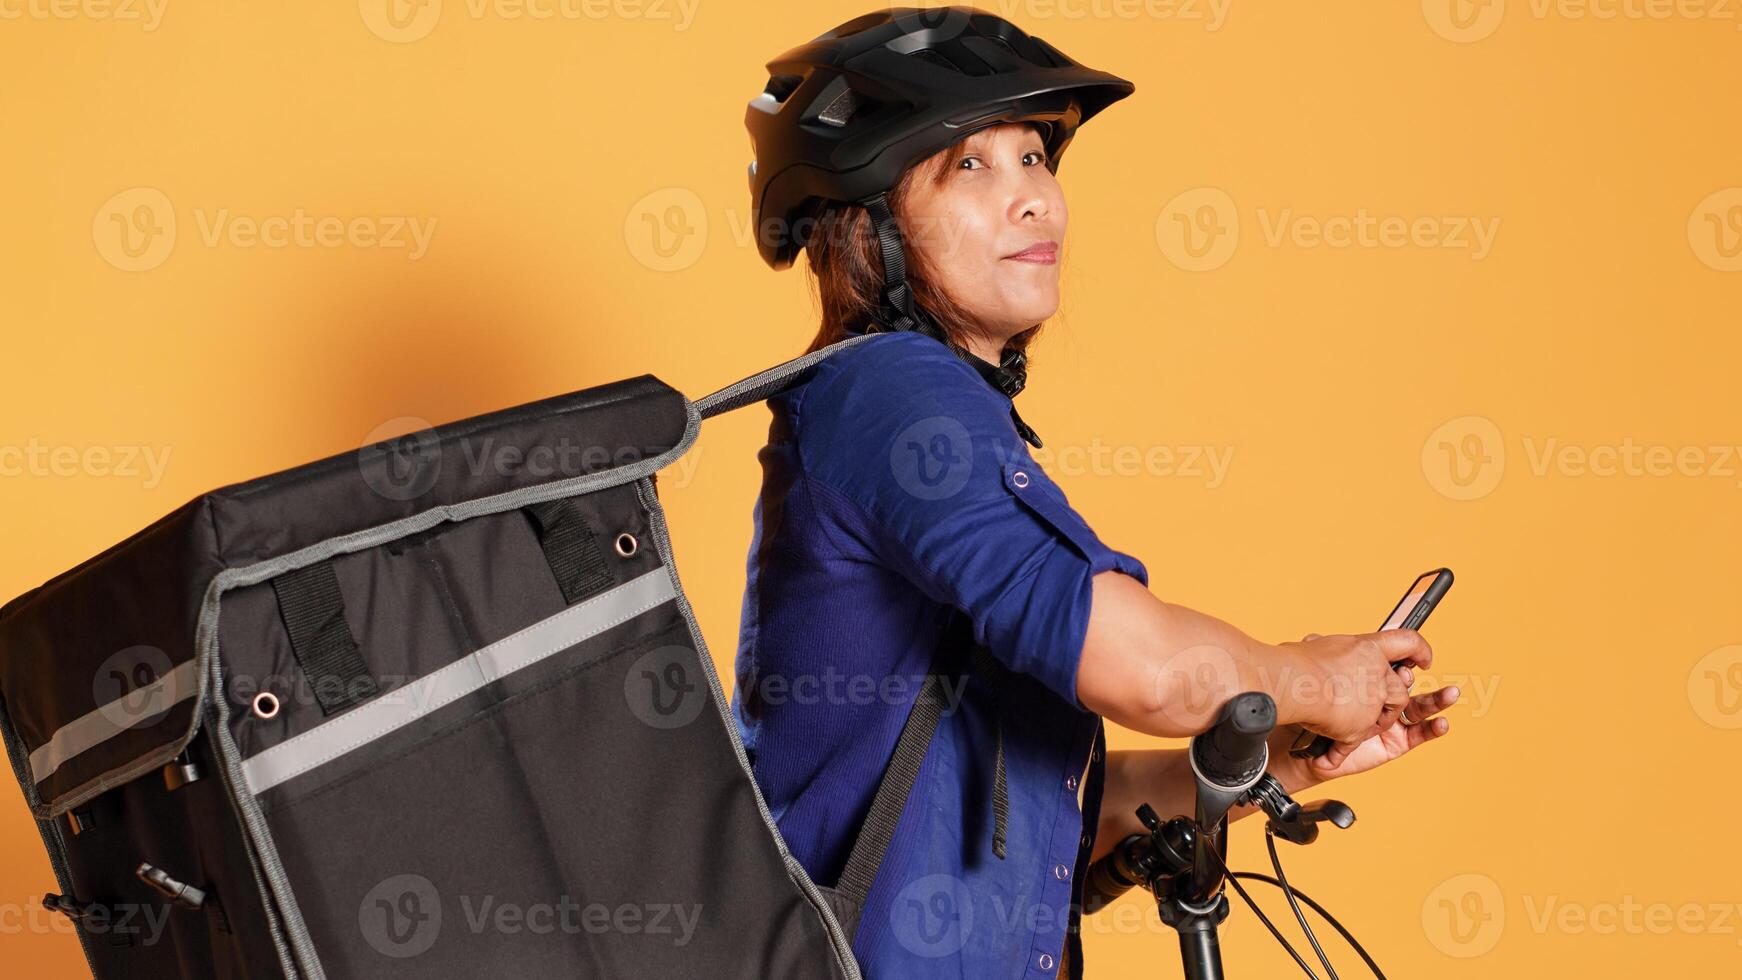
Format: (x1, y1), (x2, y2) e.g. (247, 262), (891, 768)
(815, 86), (863, 127)
(962, 34), (1030, 72)
(762, 74), (804, 105)
(907, 48), (964, 73)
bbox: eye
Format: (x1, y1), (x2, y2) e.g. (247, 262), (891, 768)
(959, 155), (985, 171)
(1024, 150), (1047, 167)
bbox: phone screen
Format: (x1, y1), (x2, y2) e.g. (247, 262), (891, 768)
(1379, 569), (1452, 632)
(1382, 574), (1436, 630)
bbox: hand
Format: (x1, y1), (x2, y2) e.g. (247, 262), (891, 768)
(1269, 633), (1458, 790)
(1276, 629), (1433, 744)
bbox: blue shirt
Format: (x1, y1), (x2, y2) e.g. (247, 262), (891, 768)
(732, 330), (1149, 979)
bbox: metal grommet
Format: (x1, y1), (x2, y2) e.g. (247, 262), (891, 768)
(1012, 470), (1030, 488)
(613, 532), (638, 557)
(251, 692), (280, 720)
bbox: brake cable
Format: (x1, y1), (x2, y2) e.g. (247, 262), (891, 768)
(1202, 832), (1387, 980)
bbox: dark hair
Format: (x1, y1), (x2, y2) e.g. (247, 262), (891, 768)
(799, 122), (1047, 360)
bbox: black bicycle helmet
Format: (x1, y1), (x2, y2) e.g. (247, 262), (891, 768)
(744, 7), (1134, 448)
(746, 6), (1133, 270)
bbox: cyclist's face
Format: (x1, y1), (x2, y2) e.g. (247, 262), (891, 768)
(900, 122), (1067, 341)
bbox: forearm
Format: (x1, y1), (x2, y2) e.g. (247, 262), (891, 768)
(1078, 571), (1329, 739)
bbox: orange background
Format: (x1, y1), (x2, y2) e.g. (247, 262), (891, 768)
(3, 1), (1741, 975)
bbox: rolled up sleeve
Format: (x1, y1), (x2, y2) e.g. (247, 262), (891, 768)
(797, 334), (1148, 709)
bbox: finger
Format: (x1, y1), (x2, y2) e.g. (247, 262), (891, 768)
(1387, 667), (1411, 710)
(1318, 739), (1358, 770)
(1404, 716), (1452, 751)
(1371, 629), (1433, 670)
(1374, 706), (1403, 734)
(1301, 632), (1323, 642)
(1405, 686), (1460, 725)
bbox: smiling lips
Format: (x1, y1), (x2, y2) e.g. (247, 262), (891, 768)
(1004, 241), (1058, 264)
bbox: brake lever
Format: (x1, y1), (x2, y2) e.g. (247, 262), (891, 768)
(1240, 774), (1356, 846)
(1269, 800), (1356, 845)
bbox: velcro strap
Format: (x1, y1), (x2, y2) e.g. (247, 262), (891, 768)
(525, 498), (615, 605)
(270, 561), (378, 716)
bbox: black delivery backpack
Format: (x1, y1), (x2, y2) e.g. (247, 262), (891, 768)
(0, 334), (953, 979)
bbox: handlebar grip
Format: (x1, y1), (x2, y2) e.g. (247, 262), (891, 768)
(1191, 692), (1276, 788)
(1081, 842), (1141, 915)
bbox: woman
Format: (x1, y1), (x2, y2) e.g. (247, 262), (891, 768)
(734, 10), (1458, 978)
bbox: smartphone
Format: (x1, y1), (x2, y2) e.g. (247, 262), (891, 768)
(1288, 568), (1455, 759)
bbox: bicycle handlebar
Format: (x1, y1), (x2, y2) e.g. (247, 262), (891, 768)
(1080, 693), (1374, 978)
(1082, 693), (1278, 915)
(1191, 692), (1276, 789)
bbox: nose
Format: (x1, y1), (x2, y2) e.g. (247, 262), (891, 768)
(1005, 166), (1056, 229)
(1010, 183), (1049, 225)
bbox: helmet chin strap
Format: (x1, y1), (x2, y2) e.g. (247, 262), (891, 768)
(858, 192), (1044, 450)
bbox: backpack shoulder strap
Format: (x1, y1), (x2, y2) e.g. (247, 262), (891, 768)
(834, 611), (1009, 915)
(693, 333), (878, 420)
(699, 330), (984, 918)
(832, 661), (951, 911)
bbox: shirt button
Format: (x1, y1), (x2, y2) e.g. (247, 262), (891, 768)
(1038, 953), (1055, 971)
(1054, 863), (1070, 881)
(1065, 774), (1079, 792)
(1012, 470), (1031, 488)
(1080, 833), (1092, 850)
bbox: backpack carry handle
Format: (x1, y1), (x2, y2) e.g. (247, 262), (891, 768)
(693, 333), (878, 421)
